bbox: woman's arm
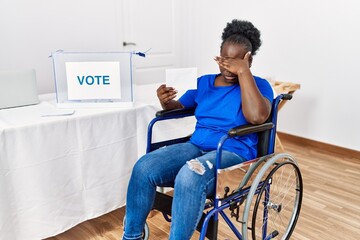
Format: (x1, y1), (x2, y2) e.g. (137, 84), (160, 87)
(215, 52), (271, 124)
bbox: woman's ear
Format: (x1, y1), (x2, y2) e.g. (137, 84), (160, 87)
(248, 53), (253, 68)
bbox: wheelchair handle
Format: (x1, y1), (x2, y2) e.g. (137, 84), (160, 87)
(280, 93), (293, 100)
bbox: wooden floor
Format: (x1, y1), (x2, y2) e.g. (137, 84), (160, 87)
(46, 136), (360, 240)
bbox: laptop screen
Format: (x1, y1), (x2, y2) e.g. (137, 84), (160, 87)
(0, 69), (39, 109)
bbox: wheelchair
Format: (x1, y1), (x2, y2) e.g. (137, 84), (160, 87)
(138, 94), (303, 240)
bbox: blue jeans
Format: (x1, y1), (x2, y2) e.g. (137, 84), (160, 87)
(123, 142), (246, 240)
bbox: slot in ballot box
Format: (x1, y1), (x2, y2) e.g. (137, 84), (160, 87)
(50, 51), (135, 108)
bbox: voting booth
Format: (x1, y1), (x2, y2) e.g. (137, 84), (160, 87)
(51, 50), (135, 108)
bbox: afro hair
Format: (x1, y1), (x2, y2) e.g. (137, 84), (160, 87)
(221, 19), (262, 55)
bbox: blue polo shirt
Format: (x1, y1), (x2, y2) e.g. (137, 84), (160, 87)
(179, 74), (273, 160)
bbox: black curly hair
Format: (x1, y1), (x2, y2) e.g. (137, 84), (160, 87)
(221, 19), (262, 55)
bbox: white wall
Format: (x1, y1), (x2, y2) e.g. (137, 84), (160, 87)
(183, 0), (360, 151)
(0, 0), (123, 94)
(1, 0), (359, 151)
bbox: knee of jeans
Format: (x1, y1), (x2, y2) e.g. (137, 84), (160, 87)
(186, 158), (213, 175)
(175, 158), (213, 187)
(131, 158), (150, 176)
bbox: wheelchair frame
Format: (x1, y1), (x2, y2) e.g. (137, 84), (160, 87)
(144, 94), (303, 240)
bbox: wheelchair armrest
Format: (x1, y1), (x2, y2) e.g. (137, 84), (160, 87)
(155, 107), (196, 118)
(228, 122), (274, 137)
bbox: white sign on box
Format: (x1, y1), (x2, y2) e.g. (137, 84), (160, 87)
(166, 67), (197, 98)
(65, 61), (121, 100)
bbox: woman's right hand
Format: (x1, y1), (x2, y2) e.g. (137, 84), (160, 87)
(157, 84), (184, 110)
(157, 84), (177, 105)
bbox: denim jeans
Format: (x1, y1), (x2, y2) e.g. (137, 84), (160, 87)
(123, 142), (246, 240)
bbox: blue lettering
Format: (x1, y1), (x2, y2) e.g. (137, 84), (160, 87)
(94, 75), (101, 84)
(103, 75), (110, 85)
(77, 75), (111, 85)
(77, 76), (85, 85)
(85, 76), (94, 85)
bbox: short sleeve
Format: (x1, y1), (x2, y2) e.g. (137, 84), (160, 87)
(179, 89), (197, 108)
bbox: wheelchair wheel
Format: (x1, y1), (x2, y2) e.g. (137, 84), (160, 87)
(241, 153), (303, 240)
(122, 216), (150, 240)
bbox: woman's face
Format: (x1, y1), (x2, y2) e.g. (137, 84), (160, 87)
(219, 42), (250, 85)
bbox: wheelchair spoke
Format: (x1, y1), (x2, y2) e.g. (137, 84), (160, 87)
(250, 159), (302, 240)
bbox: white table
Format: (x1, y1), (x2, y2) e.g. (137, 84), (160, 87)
(0, 94), (168, 240)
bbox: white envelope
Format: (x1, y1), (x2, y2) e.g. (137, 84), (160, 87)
(166, 67), (197, 98)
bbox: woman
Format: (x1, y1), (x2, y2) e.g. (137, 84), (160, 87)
(123, 19), (274, 240)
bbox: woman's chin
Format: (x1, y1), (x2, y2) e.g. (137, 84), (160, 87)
(224, 77), (238, 85)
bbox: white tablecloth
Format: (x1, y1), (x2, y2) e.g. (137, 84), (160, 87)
(0, 94), (168, 240)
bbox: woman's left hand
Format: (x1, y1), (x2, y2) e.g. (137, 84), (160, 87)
(214, 51), (252, 75)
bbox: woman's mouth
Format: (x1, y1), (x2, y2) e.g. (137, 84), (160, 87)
(223, 75), (237, 81)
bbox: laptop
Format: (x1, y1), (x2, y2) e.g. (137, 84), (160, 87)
(0, 69), (40, 109)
